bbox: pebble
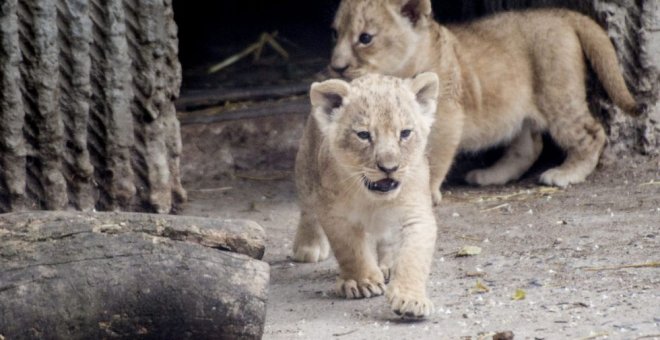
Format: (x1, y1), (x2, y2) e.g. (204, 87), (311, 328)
(493, 331), (514, 340)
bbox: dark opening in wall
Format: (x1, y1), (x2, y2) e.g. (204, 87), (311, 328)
(172, 1), (339, 92)
(171, 1), (590, 93)
(169, 1), (479, 93)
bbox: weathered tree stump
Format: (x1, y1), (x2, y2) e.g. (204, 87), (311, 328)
(0, 212), (269, 339)
(0, 0), (185, 213)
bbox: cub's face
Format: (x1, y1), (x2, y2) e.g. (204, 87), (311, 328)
(310, 73), (439, 198)
(329, 0), (433, 79)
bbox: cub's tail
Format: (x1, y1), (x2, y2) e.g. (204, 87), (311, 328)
(568, 12), (640, 116)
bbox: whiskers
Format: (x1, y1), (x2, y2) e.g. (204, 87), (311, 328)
(337, 165), (366, 198)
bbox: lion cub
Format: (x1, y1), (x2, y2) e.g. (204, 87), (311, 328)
(329, 0), (639, 205)
(293, 73), (440, 318)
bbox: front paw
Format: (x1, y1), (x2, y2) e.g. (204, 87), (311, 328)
(539, 168), (582, 188)
(386, 283), (433, 319)
(466, 168), (509, 186)
(465, 169), (489, 186)
(293, 243), (330, 263)
(336, 275), (386, 299)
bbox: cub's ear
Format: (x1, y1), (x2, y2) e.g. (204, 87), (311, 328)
(410, 72), (439, 124)
(310, 79), (351, 130)
(394, 0), (433, 26)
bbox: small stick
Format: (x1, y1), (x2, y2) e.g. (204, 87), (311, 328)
(332, 329), (359, 337)
(578, 332), (609, 340)
(265, 32), (289, 59)
(177, 98), (310, 125)
(456, 235), (483, 242)
(481, 203), (511, 212)
(208, 41), (261, 74)
(235, 172), (291, 181)
(207, 31), (289, 74)
(472, 186), (559, 203)
(584, 261), (660, 271)
(176, 82), (311, 111)
(253, 33), (268, 62)
(189, 187), (232, 193)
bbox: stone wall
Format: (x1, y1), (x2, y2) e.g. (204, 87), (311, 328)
(0, 0), (185, 213)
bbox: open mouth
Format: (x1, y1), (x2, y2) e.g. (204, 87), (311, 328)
(364, 178), (400, 193)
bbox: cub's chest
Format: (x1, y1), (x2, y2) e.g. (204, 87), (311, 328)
(339, 200), (403, 234)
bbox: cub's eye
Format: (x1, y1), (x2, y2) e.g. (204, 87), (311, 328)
(356, 131), (371, 141)
(358, 33), (372, 45)
(400, 129), (412, 139)
(331, 28), (338, 41)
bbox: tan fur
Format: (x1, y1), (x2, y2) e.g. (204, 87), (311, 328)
(293, 73), (440, 318)
(329, 1), (638, 204)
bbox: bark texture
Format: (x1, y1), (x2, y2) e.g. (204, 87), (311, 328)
(0, 211), (268, 339)
(0, 0), (185, 214)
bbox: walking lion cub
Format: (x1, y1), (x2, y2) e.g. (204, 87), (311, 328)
(329, 0), (639, 205)
(294, 73), (440, 318)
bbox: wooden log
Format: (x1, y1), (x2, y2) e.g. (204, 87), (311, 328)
(0, 211), (269, 339)
(175, 82), (312, 111)
(178, 97), (310, 126)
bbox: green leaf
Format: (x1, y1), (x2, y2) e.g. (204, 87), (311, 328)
(512, 288), (526, 301)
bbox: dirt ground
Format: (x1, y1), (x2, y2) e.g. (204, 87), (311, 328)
(179, 145), (660, 340)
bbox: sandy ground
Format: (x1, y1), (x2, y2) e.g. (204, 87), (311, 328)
(181, 155), (660, 340)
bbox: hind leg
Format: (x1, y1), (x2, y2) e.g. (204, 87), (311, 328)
(466, 121), (543, 186)
(293, 210), (331, 262)
(533, 29), (606, 187)
(539, 102), (606, 187)
(428, 101), (464, 205)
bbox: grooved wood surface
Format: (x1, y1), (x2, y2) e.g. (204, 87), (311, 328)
(0, 0), (185, 213)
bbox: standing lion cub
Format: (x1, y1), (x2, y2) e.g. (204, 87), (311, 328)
(293, 73), (440, 318)
(329, 0), (639, 205)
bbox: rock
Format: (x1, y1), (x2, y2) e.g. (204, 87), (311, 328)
(0, 211), (269, 339)
(493, 331), (515, 340)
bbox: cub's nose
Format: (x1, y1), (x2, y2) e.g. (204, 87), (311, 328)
(330, 64), (349, 76)
(377, 163), (399, 175)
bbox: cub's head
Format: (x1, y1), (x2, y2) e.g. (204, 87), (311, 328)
(329, 0), (434, 79)
(310, 73), (439, 198)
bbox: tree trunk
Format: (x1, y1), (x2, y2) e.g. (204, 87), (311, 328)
(0, 0), (185, 213)
(0, 211), (269, 340)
